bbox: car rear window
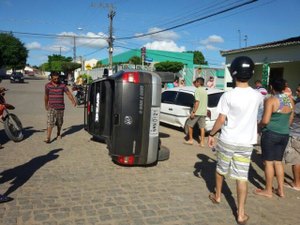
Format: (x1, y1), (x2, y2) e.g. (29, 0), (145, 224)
(161, 91), (177, 104)
(175, 92), (194, 107)
(208, 92), (224, 107)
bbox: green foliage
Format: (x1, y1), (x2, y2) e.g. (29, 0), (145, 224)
(0, 33), (28, 70)
(154, 61), (184, 73)
(41, 54), (81, 74)
(128, 56), (141, 65)
(94, 60), (103, 68)
(78, 73), (93, 84)
(186, 50), (207, 65)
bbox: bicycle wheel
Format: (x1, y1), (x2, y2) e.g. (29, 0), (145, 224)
(4, 113), (24, 142)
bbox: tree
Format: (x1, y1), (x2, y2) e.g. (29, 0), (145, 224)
(94, 60), (103, 68)
(41, 54), (81, 75)
(154, 61), (184, 73)
(186, 51), (207, 65)
(0, 33), (28, 70)
(128, 56), (141, 69)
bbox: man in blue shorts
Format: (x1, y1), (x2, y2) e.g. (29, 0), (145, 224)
(208, 56), (263, 224)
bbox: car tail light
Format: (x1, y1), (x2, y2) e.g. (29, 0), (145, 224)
(207, 109), (211, 120)
(87, 101), (91, 115)
(122, 72), (139, 83)
(117, 155), (135, 165)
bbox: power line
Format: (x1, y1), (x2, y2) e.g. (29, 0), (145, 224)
(0, 30), (107, 39)
(116, 0), (257, 40)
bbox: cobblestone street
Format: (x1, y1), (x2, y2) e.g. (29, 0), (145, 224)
(0, 79), (299, 225)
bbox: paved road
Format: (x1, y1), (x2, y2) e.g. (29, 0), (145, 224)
(0, 79), (299, 225)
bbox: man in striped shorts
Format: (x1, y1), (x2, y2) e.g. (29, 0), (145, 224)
(208, 56), (263, 225)
(44, 72), (76, 143)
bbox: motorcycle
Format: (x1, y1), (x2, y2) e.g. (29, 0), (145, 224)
(72, 84), (86, 105)
(0, 86), (24, 142)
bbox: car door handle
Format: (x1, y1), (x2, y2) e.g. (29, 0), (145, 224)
(168, 108), (173, 111)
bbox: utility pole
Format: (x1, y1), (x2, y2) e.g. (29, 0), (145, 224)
(108, 8), (115, 74)
(73, 36), (76, 62)
(238, 29), (241, 48)
(91, 2), (115, 75)
(244, 35), (248, 47)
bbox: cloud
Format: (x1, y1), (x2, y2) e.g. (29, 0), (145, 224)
(200, 35), (224, 45)
(135, 27), (179, 41)
(144, 40), (186, 52)
(200, 35), (224, 51)
(57, 32), (108, 48)
(26, 42), (42, 50)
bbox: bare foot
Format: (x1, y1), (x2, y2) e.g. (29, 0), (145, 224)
(253, 188), (272, 198)
(273, 188), (285, 198)
(237, 213), (249, 225)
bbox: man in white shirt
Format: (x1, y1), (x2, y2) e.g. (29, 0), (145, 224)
(208, 56), (263, 225)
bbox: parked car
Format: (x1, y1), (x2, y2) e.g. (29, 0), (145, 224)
(160, 86), (224, 133)
(10, 72), (25, 83)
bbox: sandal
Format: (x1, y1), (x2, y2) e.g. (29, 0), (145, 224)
(184, 140), (193, 145)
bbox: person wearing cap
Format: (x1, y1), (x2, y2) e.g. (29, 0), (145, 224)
(208, 56), (263, 225)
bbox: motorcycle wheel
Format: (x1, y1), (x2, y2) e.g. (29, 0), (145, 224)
(4, 113), (24, 142)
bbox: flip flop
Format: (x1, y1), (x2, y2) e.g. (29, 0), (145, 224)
(253, 188), (272, 198)
(0, 195), (13, 204)
(208, 193), (220, 204)
(237, 214), (249, 225)
(184, 141), (193, 145)
(284, 183), (300, 191)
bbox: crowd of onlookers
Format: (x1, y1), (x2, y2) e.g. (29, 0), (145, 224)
(175, 56), (299, 224)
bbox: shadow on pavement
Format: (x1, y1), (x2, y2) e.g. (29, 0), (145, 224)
(0, 148), (63, 196)
(193, 154), (237, 218)
(0, 129), (10, 145)
(159, 132), (170, 138)
(248, 149), (265, 189)
(0, 126), (44, 145)
(23, 126), (44, 140)
(62, 124), (84, 137)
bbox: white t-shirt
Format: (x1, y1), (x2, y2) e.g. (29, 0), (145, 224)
(217, 87), (264, 146)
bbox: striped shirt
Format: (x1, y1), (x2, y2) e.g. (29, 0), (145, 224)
(45, 82), (68, 110)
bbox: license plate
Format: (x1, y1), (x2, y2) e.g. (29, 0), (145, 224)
(15, 79), (19, 82)
(149, 107), (160, 137)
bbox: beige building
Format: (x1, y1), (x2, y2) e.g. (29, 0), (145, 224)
(221, 36), (300, 92)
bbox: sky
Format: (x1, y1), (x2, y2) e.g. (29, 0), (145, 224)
(0, 0), (300, 67)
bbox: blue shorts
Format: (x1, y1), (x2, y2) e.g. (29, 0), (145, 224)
(261, 130), (289, 161)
